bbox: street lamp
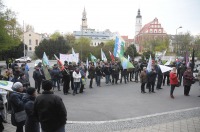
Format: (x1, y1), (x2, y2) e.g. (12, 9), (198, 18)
(176, 26), (182, 55)
(81, 18), (85, 62)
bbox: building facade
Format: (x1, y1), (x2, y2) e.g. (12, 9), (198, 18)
(73, 8), (115, 46)
(23, 31), (43, 52)
(134, 17), (167, 52)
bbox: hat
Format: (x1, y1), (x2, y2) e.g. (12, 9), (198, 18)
(26, 87), (36, 95)
(12, 82), (23, 91)
(42, 80), (53, 91)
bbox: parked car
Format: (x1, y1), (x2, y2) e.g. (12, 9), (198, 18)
(15, 56), (32, 63)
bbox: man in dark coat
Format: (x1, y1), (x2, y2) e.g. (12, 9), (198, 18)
(22, 87), (40, 132)
(62, 64), (71, 95)
(183, 67), (194, 96)
(147, 67), (157, 93)
(156, 65), (163, 90)
(33, 66), (44, 94)
(9, 82), (25, 132)
(34, 80), (67, 132)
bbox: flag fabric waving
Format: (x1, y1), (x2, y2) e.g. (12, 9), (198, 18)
(0, 80), (13, 91)
(90, 53), (97, 62)
(158, 65), (172, 73)
(101, 49), (107, 62)
(147, 55), (152, 72)
(54, 54), (65, 71)
(42, 52), (50, 66)
(118, 53), (134, 69)
(164, 57), (171, 66)
(42, 52), (51, 80)
(109, 51), (115, 62)
(114, 36), (125, 57)
(191, 48), (195, 72)
(127, 55), (130, 61)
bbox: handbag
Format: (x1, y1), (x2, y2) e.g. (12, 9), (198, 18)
(14, 110), (26, 122)
(175, 83), (180, 87)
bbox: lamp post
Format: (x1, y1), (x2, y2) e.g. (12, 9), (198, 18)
(176, 26), (182, 55)
(23, 21), (25, 58)
(81, 18), (85, 62)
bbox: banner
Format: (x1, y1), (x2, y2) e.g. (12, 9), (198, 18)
(0, 81), (13, 91)
(59, 53), (79, 64)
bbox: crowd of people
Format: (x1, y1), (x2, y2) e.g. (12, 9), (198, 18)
(0, 58), (199, 131)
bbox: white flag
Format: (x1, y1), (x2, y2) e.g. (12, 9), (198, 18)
(101, 48), (107, 62)
(147, 55), (152, 72)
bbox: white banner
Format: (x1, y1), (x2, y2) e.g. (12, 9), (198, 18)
(0, 80), (13, 91)
(60, 53), (79, 64)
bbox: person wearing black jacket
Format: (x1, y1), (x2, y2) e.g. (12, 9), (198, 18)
(22, 87), (40, 132)
(33, 66), (44, 94)
(34, 80), (67, 132)
(147, 67), (157, 93)
(95, 63), (103, 87)
(9, 82), (25, 132)
(62, 65), (71, 95)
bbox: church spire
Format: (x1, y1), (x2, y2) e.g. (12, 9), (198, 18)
(136, 9), (142, 18)
(81, 7), (88, 30)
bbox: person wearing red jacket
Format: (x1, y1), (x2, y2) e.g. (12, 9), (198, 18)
(170, 67), (179, 99)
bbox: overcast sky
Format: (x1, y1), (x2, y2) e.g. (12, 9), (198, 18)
(4, 0), (200, 38)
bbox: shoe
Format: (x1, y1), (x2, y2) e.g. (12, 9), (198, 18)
(143, 91), (146, 93)
(58, 89), (61, 91)
(170, 95), (174, 99)
(198, 95), (200, 97)
(152, 91), (156, 93)
(159, 88), (163, 89)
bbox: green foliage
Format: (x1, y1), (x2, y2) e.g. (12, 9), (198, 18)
(50, 31), (62, 40)
(124, 44), (138, 60)
(64, 33), (75, 46)
(0, 43), (27, 60)
(142, 51), (155, 61)
(35, 37), (71, 59)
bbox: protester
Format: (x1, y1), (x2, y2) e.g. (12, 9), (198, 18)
(34, 80), (67, 132)
(169, 67), (179, 99)
(183, 67), (195, 96)
(51, 64), (61, 91)
(147, 67), (157, 93)
(88, 62), (95, 88)
(9, 82), (26, 132)
(62, 64), (71, 95)
(33, 66), (44, 94)
(140, 67), (147, 93)
(95, 63), (103, 87)
(22, 87), (40, 132)
(72, 68), (81, 96)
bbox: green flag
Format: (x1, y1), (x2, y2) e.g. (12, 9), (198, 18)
(42, 53), (51, 80)
(90, 53), (97, 62)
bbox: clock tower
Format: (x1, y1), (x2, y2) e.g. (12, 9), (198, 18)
(135, 9), (142, 36)
(81, 7), (88, 31)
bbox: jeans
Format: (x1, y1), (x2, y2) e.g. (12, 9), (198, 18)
(16, 125), (23, 132)
(73, 82), (80, 94)
(53, 79), (60, 90)
(105, 75), (110, 84)
(170, 84), (176, 95)
(96, 76), (101, 86)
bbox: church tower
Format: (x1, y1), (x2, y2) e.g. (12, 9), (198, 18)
(135, 9), (142, 36)
(81, 7), (88, 31)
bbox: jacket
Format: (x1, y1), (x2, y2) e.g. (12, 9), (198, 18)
(34, 91), (67, 132)
(183, 71), (194, 86)
(9, 92), (25, 126)
(140, 70), (147, 83)
(170, 72), (178, 85)
(22, 94), (40, 132)
(73, 71), (81, 82)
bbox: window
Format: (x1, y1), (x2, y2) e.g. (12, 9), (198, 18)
(154, 29), (157, 33)
(29, 39), (31, 45)
(150, 29), (153, 33)
(29, 47), (32, 51)
(36, 39), (38, 45)
(29, 34), (31, 36)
